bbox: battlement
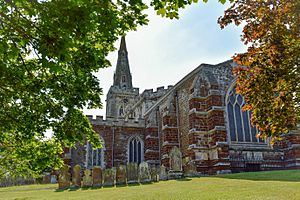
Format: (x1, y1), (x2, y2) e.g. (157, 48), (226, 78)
(142, 85), (173, 98)
(86, 115), (145, 127)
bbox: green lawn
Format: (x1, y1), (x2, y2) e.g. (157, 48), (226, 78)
(1, 170), (299, 200)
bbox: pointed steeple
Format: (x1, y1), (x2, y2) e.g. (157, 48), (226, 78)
(113, 36), (133, 90)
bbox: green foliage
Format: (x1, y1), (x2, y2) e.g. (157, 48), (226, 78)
(218, 0), (300, 142)
(0, 0), (148, 178)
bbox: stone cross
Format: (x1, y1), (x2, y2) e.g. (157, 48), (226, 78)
(82, 169), (93, 187)
(116, 165), (127, 185)
(92, 166), (102, 187)
(139, 162), (151, 183)
(58, 165), (70, 189)
(72, 164), (81, 188)
(127, 163), (139, 184)
(103, 168), (116, 186)
(169, 146), (182, 171)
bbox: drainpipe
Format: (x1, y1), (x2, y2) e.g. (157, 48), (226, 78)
(156, 107), (161, 166)
(112, 124), (115, 167)
(175, 91), (181, 149)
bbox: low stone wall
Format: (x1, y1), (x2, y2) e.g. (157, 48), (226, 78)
(0, 177), (36, 188)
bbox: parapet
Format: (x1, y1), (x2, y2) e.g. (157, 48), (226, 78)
(86, 115), (145, 128)
(141, 85), (173, 99)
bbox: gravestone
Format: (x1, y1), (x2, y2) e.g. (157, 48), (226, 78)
(169, 146), (182, 171)
(72, 164), (81, 188)
(159, 165), (167, 180)
(103, 168), (116, 186)
(92, 166), (102, 187)
(50, 175), (57, 183)
(168, 146), (183, 179)
(42, 173), (51, 184)
(127, 163), (139, 184)
(82, 169), (93, 187)
(139, 162), (151, 183)
(184, 161), (198, 177)
(58, 165), (70, 189)
(116, 165), (127, 185)
(150, 167), (159, 182)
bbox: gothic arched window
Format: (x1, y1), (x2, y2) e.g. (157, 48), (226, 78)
(86, 142), (104, 169)
(226, 88), (265, 143)
(128, 136), (143, 164)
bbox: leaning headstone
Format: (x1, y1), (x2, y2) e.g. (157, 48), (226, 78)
(150, 167), (159, 182)
(82, 169), (93, 187)
(92, 166), (102, 187)
(169, 146), (182, 171)
(58, 165), (70, 189)
(103, 168), (116, 186)
(42, 173), (51, 184)
(159, 165), (167, 180)
(127, 163), (139, 184)
(184, 161), (198, 177)
(72, 164), (81, 188)
(139, 162), (151, 183)
(116, 165), (127, 185)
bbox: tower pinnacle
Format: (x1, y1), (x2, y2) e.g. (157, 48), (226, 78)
(113, 36), (133, 90)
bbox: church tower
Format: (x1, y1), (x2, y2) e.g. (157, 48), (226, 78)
(106, 36), (139, 119)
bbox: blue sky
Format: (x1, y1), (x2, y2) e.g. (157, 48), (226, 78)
(84, 1), (246, 117)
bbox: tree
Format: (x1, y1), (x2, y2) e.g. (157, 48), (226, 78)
(218, 0), (300, 143)
(0, 0), (148, 177)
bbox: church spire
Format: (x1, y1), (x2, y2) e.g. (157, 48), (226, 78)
(113, 36), (133, 90)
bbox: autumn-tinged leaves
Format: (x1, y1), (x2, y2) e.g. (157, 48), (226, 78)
(219, 0), (300, 143)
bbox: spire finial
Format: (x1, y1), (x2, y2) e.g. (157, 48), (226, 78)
(119, 35), (127, 51)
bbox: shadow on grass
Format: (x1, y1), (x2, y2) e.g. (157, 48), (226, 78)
(127, 183), (140, 187)
(176, 178), (192, 182)
(215, 170), (300, 182)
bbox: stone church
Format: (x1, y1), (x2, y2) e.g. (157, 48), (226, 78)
(64, 37), (300, 175)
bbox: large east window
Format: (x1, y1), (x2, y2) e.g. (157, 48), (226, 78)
(226, 88), (265, 143)
(128, 136), (143, 164)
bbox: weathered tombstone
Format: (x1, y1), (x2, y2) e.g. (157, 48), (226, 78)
(116, 165), (127, 185)
(42, 173), (51, 184)
(72, 164), (81, 188)
(169, 146), (182, 171)
(139, 162), (151, 183)
(103, 168), (116, 186)
(50, 175), (57, 183)
(127, 163), (139, 184)
(58, 165), (71, 189)
(92, 166), (102, 187)
(159, 165), (167, 180)
(82, 169), (93, 187)
(168, 146), (183, 179)
(184, 161), (198, 177)
(150, 167), (159, 182)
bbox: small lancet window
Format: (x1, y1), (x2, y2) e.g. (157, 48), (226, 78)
(122, 75), (126, 83)
(119, 106), (124, 116)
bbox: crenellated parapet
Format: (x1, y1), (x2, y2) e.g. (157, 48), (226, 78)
(86, 115), (145, 128)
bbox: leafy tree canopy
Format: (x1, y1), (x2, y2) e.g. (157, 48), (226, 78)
(218, 0), (300, 143)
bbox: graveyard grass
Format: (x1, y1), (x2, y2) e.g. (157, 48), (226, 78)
(1, 170), (300, 200)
